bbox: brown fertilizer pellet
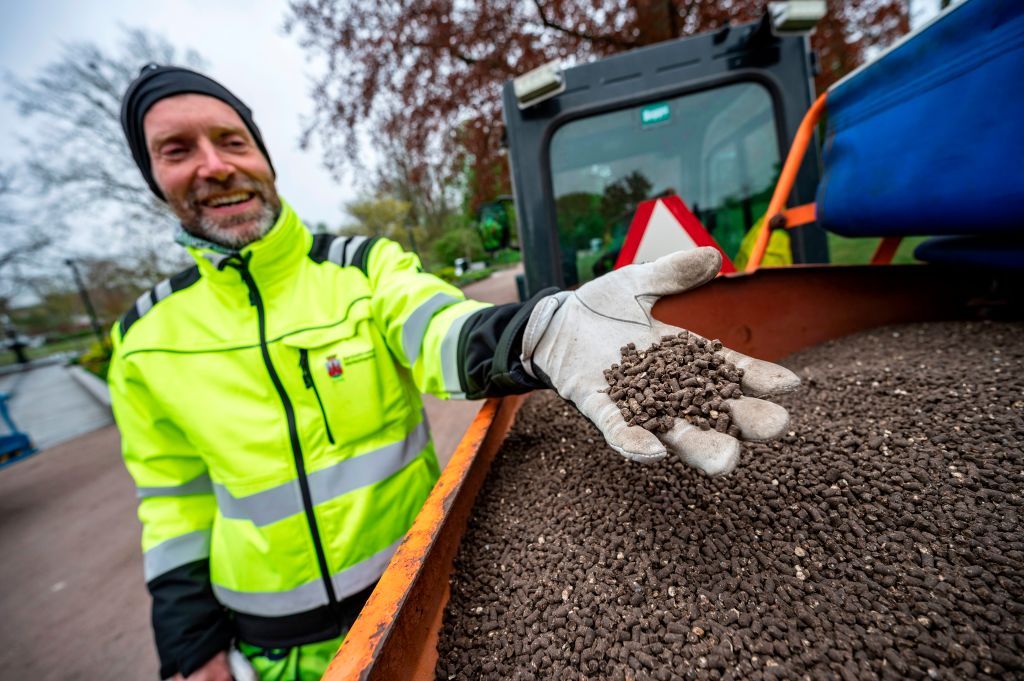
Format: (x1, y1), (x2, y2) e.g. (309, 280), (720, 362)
(436, 321), (1024, 680)
(603, 333), (744, 435)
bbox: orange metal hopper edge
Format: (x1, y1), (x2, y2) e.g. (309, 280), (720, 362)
(324, 263), (1019, 680)
(324, 394), (526, 681)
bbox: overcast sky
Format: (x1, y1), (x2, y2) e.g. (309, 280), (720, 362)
(0, 0), (352, 229)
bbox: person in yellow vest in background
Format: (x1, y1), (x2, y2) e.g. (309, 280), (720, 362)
(733, 215), (793, 270)
(112, 65), (799, 680)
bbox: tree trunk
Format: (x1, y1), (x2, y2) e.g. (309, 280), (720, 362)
(633, 0), (677, 45)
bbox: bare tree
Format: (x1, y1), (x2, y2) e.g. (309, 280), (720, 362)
(0, 165), (51, 300)
(343, 195), (425, 254)
(6, 28), (206, 278)
(373, 135), (460, 259)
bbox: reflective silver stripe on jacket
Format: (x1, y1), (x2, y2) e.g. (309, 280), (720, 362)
(144, 529), (211, 582)
(402, 293), (461, 365)
(134, 290), (154, 318)
(132, 276), (179, 321)
(153, 279), (173, 302)
(213, 418), (431, 527)
(212, 539), (399, 616)
(331, 537), (400, 600)
(307, 419), (430, 505)
(440, 309), (477, 399)
(213, 477), (303, 527)
(214, 573), (329, 617)
(136, 472), (213, 499)
(328, 235), (368, 267)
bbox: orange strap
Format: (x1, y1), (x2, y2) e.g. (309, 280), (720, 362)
(781, 203), (817, 228)
(745, 92), (828, 272)
(870, 236), (902, 265)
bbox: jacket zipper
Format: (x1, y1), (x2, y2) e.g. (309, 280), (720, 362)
(227, 257), (339, 610)
(299, 349), (336, 445)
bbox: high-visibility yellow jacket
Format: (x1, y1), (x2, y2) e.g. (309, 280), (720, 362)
(110, 201), (544, 678)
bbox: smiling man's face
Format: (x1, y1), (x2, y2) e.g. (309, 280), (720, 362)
(144, 93), (281, 249)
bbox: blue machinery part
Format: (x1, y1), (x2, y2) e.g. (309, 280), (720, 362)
(0, 392), (36, 470)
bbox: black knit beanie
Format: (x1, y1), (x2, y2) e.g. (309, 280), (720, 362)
(120, 63), (275, 200)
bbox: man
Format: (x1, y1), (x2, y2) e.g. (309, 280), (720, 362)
(112, 65), (798, 680)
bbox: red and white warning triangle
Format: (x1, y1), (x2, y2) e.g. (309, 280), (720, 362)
(615, 196), (735, 274)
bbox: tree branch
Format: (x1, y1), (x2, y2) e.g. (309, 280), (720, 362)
(408, 40), (478, 65)
(531, 0), (637, 49)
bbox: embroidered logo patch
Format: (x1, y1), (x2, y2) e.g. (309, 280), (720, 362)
(324, 355), (344, 380)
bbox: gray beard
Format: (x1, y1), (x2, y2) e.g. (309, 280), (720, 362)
(189, 201), (279, 250)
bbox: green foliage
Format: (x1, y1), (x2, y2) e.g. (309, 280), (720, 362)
(477, 201), (510, 251)
(554, 171), (654, 253)
(432, 226), (485, 266)
(434, 266), (458, 284)
(433, 265), (493, 287)
(556, 192), (604, 251)
(458, 268), (493, 285)
(76, 337), (113, 381)
(344, 195), (427, 254)
(489, 249), (522, 266)
(600, 171), (652, 230)
(0, 333), (97, 367)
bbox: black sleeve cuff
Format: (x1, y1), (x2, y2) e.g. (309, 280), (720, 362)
(457, 287), (559, 399)
(149, 560), (235, 679)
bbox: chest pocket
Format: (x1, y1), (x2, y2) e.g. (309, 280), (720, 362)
(282, 308), (384, 445)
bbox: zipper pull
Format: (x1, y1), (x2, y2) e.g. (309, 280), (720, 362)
(299, 349), (313, 388)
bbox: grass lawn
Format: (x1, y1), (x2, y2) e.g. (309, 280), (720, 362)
(0, 334), (97, 367)
(827, 234), (930, 265)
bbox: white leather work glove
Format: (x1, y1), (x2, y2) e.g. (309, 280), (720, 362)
(520, 247), (799, 475)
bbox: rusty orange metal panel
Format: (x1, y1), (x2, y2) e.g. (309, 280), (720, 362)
(323, 394), (525, 681)
(653, 264), (1011, 362)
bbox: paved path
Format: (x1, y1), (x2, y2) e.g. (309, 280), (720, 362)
(0, 425), (150, 681)
(0, 265), (522, 680)
(0, 362), (112, 451)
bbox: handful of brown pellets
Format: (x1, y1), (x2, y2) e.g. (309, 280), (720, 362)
(604, 331), (744, 437)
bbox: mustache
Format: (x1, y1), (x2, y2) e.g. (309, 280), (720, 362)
(187, 177), (267, 204)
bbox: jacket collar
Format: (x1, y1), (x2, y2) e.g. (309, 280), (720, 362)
(184, 199), (311, 285)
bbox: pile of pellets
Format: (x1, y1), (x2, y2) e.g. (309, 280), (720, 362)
(604, 333), (743, 436)
(436, 321), (1024, 680)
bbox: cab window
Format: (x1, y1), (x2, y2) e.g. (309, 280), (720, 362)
(549, 82), (781, 285)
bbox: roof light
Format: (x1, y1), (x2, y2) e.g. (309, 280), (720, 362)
(768, 1), (827, 35)
(513, 60), (565, 110)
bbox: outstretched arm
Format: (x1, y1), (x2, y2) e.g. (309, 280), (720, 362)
(359, 237), (550, 399)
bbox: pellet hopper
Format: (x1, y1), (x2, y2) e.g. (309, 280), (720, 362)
(327, 1), (1024, 677)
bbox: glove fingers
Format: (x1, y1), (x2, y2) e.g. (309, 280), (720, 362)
(718, 348), (801, 398)
(578, 391), (667, 464)
(658, 421), (740, 477)
(725, 397), (790, 441)
(642, 247), (723, 297)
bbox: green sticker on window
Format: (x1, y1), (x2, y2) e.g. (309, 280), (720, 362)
(640, 102), (671, 127)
